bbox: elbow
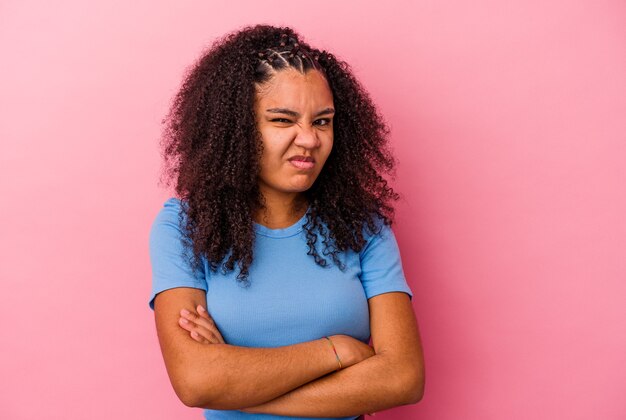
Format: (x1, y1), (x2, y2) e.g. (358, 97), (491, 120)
(165, 345), (231, 409)
(408, 379), (425, 404)
(173, 382), (207, 408)
(170, 371), (216, 408)
(178, 389), (206, 409)
(178, 390), (202, 408)
(400, 366), (425, 405)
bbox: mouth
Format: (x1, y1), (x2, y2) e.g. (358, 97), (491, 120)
(288, 155), (315, 170)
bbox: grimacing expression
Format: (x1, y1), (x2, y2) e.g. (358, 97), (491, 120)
(254, 68), (334, 198)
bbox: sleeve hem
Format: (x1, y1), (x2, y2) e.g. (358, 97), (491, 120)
(148, 280), (208, 310)
(365, 288), (413, 301)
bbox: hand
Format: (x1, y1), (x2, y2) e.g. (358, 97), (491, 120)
(240, 335), (377, 416)
(178, 305), (225, 344)
(328, 334), (376, 368)
(328, 335), (377, 417)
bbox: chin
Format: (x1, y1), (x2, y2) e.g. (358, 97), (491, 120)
(284, 182), (313, 192)
(286, 177), (317, 191)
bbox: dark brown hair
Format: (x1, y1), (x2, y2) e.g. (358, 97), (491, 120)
(159, 24), (401, 284)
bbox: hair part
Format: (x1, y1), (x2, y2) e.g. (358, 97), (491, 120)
(158, 24), (400, 285)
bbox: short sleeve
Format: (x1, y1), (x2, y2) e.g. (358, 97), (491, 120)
(359, 220), (413, 301)
(148, 198), (207, 310)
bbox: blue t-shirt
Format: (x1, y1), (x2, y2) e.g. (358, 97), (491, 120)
(149, 197), (413, 420)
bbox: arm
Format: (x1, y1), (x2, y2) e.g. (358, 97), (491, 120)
(153, 286), (365, 410)
(237, 292), (425, 417)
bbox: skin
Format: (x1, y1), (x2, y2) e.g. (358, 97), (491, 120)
(180, 305), (376, 417)
(179, 67), (336, 342)
(252, 67), (335, 228)
(181, 306), (378, 417)
(178, 294), (424, 415)
(181, 67), (375, 412)
(171, 67), (425, 414)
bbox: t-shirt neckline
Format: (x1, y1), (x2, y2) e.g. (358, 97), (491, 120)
(254, 207), (310, 238)
(168, 197), (309, 239)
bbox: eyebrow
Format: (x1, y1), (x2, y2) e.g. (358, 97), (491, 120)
(265, 107), (335, 117)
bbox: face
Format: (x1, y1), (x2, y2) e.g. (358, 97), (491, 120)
(254, 68), (334, 204)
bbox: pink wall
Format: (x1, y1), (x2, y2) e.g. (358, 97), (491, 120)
(1, 0), (625, 419)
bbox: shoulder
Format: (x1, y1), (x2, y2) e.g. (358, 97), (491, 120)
(148, 197), (206, 310)
(149, 197), (193, 251)
(359, 214), (398, 257)
(154, 197), (187, 221)
(356, 212), (413, 300)
(151, 197), (190, 233)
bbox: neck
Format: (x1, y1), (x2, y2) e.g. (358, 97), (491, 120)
(254, 192), (308, 229)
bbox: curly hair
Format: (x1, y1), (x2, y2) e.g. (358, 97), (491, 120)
(158, 24), (401, 285)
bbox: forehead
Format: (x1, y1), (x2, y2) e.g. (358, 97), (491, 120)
(254, 68), (333, 108)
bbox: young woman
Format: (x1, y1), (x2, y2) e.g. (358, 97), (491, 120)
(148, 24), (425, 419)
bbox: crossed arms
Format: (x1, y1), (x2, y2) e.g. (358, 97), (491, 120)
(153, 287), (425, 416)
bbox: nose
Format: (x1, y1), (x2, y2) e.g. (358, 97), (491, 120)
(293, 124), (321, 149)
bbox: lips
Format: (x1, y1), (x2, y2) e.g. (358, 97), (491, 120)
(288, 155), (315, 170)
(288, 155), (315, 163)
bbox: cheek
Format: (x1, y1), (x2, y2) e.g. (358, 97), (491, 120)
(259, 140), (287, 170)
(321, 137), (334, 160)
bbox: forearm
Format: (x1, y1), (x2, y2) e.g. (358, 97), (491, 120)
(236, 353), (419, 417)
(179, 338), (340, 409)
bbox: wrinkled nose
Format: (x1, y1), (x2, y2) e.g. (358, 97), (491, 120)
(294, 125), (321, 149)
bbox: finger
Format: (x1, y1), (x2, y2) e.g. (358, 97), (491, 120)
(190, 330), (211, 345)
(197, 305), (226, 343)
(179, 316), (220, 344)
(180, 308), (216, 332)
(179, 308), (224, 344)
(197, 305), (213, 322)
(193, 305), (225, 344)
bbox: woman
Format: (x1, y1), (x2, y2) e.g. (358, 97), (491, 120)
(149, 24), (425, 419)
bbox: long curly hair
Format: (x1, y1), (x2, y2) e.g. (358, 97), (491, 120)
(158, 24), (401, 285)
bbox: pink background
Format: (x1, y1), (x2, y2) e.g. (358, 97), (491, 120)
(1, 0), (625, 419)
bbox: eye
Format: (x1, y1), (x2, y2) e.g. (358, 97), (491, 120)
(270, 118), (292, 123)
(314, 118), (332, 126)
